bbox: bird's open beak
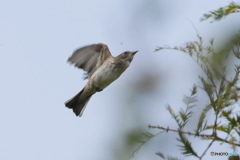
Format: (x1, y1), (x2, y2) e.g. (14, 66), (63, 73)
(132, 51), (138, 55)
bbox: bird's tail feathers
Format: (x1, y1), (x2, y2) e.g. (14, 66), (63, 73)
(65, 89), (92, 116)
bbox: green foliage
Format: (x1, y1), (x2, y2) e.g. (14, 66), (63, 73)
(154, 31), (240, 158)
(129, 2), (240, 160)
(201, 2), (240, 22)
(166, 85), (197, 130)
(177, 131), (198, 157)
(195, 104), (210, 135)
(127, 131), (156, 159)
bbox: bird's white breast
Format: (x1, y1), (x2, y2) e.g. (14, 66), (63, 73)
(91, 59), (129, 89)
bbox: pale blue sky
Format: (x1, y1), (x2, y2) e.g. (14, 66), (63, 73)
(0, 0), (239, 160)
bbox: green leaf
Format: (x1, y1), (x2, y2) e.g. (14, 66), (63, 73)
(200, 2), (240, 22)
(177, 131), (199, 157)
(195, 104), (211, 133)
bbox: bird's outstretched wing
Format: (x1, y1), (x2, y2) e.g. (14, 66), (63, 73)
(68, 43), (112, 79)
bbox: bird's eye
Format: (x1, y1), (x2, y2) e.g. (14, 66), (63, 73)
(124, 52), (128, 55)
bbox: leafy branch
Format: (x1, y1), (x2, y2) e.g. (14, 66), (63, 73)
(148, 125), (240, 147)
(154, 31), (240, 160)
(129, 3), (240, 160)
(200, 2), (240, 22)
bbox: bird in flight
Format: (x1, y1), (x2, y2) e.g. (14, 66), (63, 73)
(65, 43), (137, 116)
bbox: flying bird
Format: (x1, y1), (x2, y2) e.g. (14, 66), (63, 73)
(65, 43), (137, 116)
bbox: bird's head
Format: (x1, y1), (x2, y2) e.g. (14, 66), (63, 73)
(117, 51), (138, 63)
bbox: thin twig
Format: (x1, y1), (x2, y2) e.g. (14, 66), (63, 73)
(199, 140), (215, 159)
(148, 125), (240, 147)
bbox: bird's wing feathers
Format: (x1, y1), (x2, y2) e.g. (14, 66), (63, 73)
(68, 43), (112, 79)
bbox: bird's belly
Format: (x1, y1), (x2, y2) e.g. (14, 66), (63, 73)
(92, 65), (124, 89)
